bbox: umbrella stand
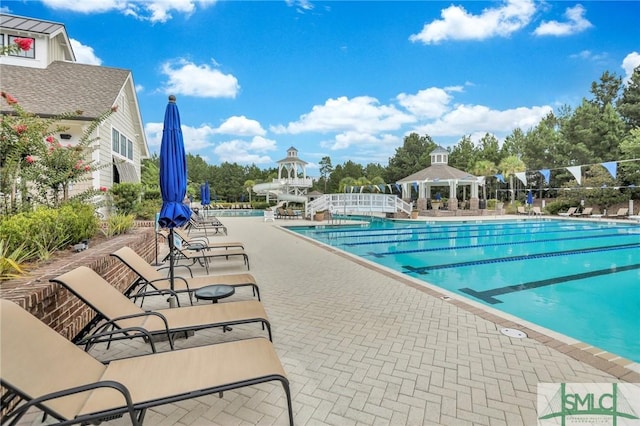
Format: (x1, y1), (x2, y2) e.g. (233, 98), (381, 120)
(168, 228), (176, 291)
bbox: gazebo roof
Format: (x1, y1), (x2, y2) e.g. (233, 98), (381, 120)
(397, 164), (476, 183)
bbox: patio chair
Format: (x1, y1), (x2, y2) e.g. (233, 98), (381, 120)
(517, 206), (527, 215)
(111, 246), (260, 306)
(173, 244), (250, 273)
(532, 206), (543, 216)
(558, 207), (578, 216)
(577, 207), (593, 217)
(607, 207), (629, 218)
(173, 228), (244, 251)
(0, 299), (293, 426)
(185, 214), (227, 236)
(50, 266), (272, 350)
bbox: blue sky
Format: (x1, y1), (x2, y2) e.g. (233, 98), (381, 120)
(2, 1), (640, 175)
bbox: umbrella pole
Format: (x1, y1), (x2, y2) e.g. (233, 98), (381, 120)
(168, 228), (176, 291)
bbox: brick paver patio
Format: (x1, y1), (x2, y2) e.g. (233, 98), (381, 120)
(18, 216), (639, 425)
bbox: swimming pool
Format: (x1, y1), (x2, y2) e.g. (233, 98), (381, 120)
(289, 218), (640, 362)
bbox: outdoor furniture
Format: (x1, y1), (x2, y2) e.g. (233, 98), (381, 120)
(185, 214), (228, 236)
(577, 207), (593, 217)
(51, 266), (272, 351)
(532, 207), (543, 216)
(0, 299), (293, 426)
(194, 285), (236, 304)
(517, 206), (527, 215)
(174, 228), (244, 251)
(174, 245), (250, 273)
(558, 207), (578, 216)
(264, 209), (275, 222)
(607, 208), (629, 218)
(110, 247), (260, 305)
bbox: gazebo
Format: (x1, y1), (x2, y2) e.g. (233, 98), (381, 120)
(396, 147), (481, 212)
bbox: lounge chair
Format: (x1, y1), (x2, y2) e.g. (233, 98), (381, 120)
(532, 206), (543, 216)
(173, 244), (250, 273)
(50, 266), (272, 350)
(185, 214), (227, 236)
(276, 207), (289, 219)
(174, 228), (244, 251)
(111, 246), (260, 305)
(517, 206), (527, 215)
(0, 299), (293, 426)
(577, 207), (593, 217)
(558, 207), (578, 216)
(607, 208), (629, 218)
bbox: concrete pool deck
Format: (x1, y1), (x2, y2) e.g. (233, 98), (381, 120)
(20, 215), (639, 425)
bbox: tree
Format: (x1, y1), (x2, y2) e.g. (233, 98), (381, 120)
(318, 156), (333, 193)
(498, 155), (526, 203)
(501, 128), (526, 158)
(590, 70), (622, 111)
(472, 160), (497, 200)
(244, 179), (255, 204)
(617, 66), (640, 130)
(477, 133), (502, 166)
(448, 135), (476, 172)
(386, 133), (437, 183)
(619, 127), (640, 189)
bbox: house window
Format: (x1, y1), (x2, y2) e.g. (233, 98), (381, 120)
(112, 128), (120, 152)
(7, 35), (35, 58)
(120, 134), (127, 157)
(127, 139), (133, 160)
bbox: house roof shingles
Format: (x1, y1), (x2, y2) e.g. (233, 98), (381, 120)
(0, 61), (130, 119)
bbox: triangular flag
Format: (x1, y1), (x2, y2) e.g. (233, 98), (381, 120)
(515, 172), (527, 186)
(566, 166), (582, 185)
(602, 161), (617, 179)
(539, 169), (550, 184)
(412, 182), (419, 192)
(395, 183), (401, 193)
(494, 174), (505, 184)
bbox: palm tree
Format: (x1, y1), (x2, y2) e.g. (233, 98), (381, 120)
(243, 179), (255, 204)
(472, 160), (497, 201)
(498, 156), (526, 204)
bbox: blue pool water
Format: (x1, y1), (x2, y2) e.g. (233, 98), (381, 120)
(289, 218), (640, 362)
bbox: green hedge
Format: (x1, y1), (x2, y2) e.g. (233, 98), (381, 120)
(0, 201), (99, 261)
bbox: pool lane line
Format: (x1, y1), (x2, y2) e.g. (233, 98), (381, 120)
(400, 242), (640, 274)
(325, 224), (632, 243)
(364, 232), (639, 258)
(459, 263), (640, 304)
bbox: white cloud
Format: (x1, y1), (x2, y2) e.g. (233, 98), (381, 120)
(622, 52), (640, 84)
(213, 136), (277, 164)
(534, 4), (592, 36)
(271, 96), (414, 134)
(70, 39), (102, 65)
(409, 0), (536, 44)
(144, 121), (215, 152)
(396, 87), (457, 118)
(161, 59), (240, 98)
(41, 0), (216, 23)
(414, 104), (552, 137)
(569, 50), (607, 62)
(324, 132), (400, 151)
(215, 116), (266, 136)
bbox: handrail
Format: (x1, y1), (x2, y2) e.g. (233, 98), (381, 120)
(305, 194), (412, 218)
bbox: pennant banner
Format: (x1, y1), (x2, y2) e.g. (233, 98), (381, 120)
(495, 174), (505, 184)
(539, 169), (550, 184)
(602, 161), (617, 180)
(566, 166), (582, 185)
(515, 172), (527, 186)
(412, 182), (419, 192)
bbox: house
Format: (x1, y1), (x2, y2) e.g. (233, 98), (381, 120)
(0, 13), (148, 199)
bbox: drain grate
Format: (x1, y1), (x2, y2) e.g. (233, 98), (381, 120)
(500, 328), (527, 338)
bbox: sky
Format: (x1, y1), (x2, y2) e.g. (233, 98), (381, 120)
(2, 0), (640, 176)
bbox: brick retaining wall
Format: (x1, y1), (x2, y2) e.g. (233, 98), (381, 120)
(0, 226), (159, 341)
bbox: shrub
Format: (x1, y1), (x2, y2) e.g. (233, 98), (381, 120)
(102, 214), (135, 237)
(135, 199), (162, 220)
(110, 183), (143, 215)
(0, 240), (34, 280)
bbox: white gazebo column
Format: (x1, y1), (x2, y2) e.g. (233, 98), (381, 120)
(470, 181), (479, 210)
(448, 181), (458, 211)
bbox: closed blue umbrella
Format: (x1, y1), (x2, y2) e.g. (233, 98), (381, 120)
(527, 190), (533, 205)
(200, 181), (211, 206)
(159, 95), (191, 290)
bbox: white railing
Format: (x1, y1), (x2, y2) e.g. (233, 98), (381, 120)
(272, 177), (313, 187)
(306, 194), (412, 218)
